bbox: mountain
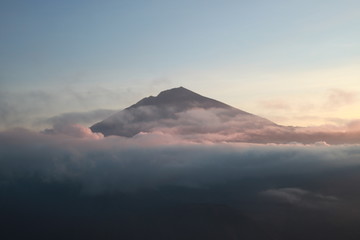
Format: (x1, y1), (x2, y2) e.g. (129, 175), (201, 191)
(127, 86), (232, 110)
(90, 87), (279, 139)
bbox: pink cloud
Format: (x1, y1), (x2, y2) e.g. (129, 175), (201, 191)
(324, 89), (357, 109)
(36, 106), (360, 145)
(44, 124), (103, 139)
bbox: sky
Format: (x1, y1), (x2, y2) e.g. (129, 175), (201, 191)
(1, 0), (360, 129)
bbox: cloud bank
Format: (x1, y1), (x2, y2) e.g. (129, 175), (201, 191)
(2, 128), (360, 239)
(260, 187), (338, 208)
(0, 88), (131, 130)
(90, 105), (360, 144)
(1, 128), (360, 193)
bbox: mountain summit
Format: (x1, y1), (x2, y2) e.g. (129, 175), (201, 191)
(90, 87), (277, 138)
(127, 87), (232, 110)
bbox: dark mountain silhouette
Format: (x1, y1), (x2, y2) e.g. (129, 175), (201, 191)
(127, 87), (235, 110)
(90, 87), (278, 137)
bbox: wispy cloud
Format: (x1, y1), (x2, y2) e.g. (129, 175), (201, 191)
(40, 109), (116, 127)
(260, 187), (338, 208)
(324, 88), (358, 110)
(0, 88), (135, 130)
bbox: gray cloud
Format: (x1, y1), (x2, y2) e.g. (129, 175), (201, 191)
(91, 106), (275, 138)
(1, 128), (360, 194)
(39, 109), (116, 138)
(93, 105), (360, 144)
(0, 88), (136, 130)
(260, 187), (338, 208)
(2, 128), (360, 239)
(41, 109), (116, 128)
(86, 101), (360, 144)
(0, 90), (54, 129)
(43, 124), (104, 139)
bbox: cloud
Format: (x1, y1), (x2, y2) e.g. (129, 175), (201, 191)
(40, 109), (116, 127)
(43, 124), (104, 139)
(324, 89), (357, 109)
(1, 128), (360, 194)
(0, 89), (54, 129)
(91, 106), (273, 137)
(260, 187), (338, 208)
(90, 105), (360, 144)
(346, 119), (360, 131)
(38, 109), (117, 139)
(3, 87), (360, 146)
(0, 88), (135, 130)
(2, 128), (360, 239)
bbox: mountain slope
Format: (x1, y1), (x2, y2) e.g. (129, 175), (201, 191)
(90, 87), (278, 138)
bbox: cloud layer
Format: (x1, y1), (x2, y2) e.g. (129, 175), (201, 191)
(0, 88), (132, 130)
(89, 104), (360, 144)
(2, 128), (360, 239)
(2, 128), (360, 193)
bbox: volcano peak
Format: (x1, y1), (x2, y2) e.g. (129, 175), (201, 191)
(91, 87), (276, 137)
(128, 86), (231, 110)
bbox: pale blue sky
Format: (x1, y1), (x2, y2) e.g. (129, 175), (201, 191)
(1, 0), (360, 128)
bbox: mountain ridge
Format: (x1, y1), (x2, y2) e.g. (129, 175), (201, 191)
(90, 87), (277, 138)
(127, 87), (235, 110)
